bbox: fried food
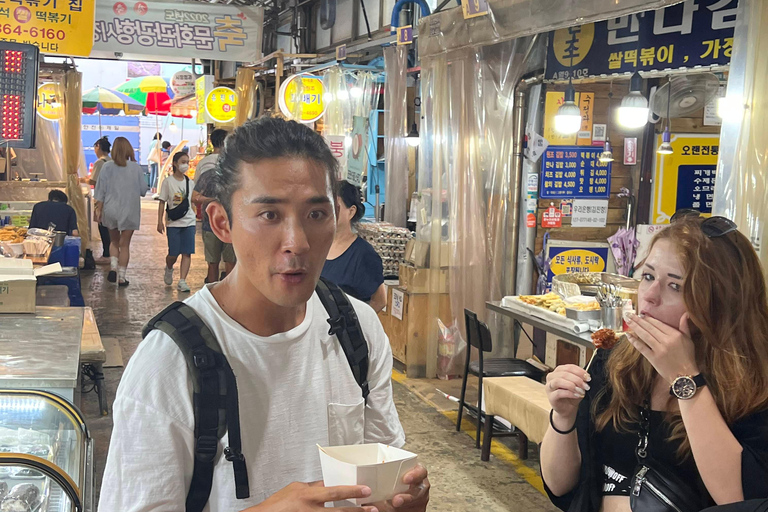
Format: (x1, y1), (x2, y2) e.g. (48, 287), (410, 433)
(592, 328), (619, 349)
(518, 293), (567, 316)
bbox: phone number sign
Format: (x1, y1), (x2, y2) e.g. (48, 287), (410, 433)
(541, 146), (611, 199)
(0, 0), (95, 56)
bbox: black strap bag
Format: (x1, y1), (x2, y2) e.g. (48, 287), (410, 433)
(166, 176), (190, 221)
(630, 402), (709, 512)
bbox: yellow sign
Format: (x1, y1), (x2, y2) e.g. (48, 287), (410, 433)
(36, 83), (61, 121)
(196, 76), (213, 125)
(653, 133), (720, 224)
(543, 91), (595, 145)
(550, 249), (606, 275)
(205, 87), (237, 124)
(278, 74), (325, 124)
(0, 0), (94, 56)
(551, 24), (595, 68)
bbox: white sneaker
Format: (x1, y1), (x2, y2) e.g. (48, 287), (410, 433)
(177, 279), (190, 292)
(164, 267), (173, 285)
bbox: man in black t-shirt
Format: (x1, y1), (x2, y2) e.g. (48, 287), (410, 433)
(29, 190), (79, 236)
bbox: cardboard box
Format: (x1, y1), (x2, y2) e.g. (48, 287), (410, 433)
(318, 443), (419, 505)
(407, 240), (430, 267)
(399, 264), (448, 293)
(0, 259), (36, 314)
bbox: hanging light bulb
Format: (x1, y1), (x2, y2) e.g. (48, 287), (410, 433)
(350, 86), (364, 99)
(168, 120), (178, 133)
(618, 72), (649, 129)
(599, 139), (614, 162)
(407, 123), (420, 147)
(555, 82), (582, 135)
(657, 126), (673, 155)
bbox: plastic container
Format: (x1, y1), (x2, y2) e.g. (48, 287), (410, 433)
(63, 237), (80, 268)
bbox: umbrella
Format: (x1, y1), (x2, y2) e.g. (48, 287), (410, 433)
(82, 86), (146, 136)
(115, 76), (174, 115)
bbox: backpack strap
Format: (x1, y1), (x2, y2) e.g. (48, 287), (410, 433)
(143, 302), (250, 512)
(315, 277), (370, 402)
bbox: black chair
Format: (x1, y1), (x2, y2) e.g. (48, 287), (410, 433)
(456, 309), (545, 450)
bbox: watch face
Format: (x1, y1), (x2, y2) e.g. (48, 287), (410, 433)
(673, 376), (697, 399)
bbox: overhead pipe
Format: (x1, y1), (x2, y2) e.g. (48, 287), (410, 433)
(390, 0), (430, 33)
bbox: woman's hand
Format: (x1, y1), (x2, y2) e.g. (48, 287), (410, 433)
(625, 313), (699, 383)
(545, 365), (590, 428)
(94, 207), (102, 224)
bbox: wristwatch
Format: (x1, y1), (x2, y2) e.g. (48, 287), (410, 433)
(670, 374), (706, 400)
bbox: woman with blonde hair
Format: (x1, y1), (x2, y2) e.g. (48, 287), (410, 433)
(94, 136), (148, 287)
(541, 215), (768, 512)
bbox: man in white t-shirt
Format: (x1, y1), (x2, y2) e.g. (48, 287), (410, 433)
(100, 117), (430, 512)
(157, 151), (197, 293)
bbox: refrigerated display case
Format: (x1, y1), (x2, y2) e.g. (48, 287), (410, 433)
(0, 390), (92, 512)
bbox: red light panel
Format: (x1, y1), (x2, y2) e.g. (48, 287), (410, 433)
(3, 50), (24, 74)
(2, 94), (23, 140)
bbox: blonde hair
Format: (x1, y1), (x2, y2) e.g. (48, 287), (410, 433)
(111, 137), (136, 167)
(595, 217), (768, 457)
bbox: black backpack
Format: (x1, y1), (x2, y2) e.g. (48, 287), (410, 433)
(142, 277), (370, 512)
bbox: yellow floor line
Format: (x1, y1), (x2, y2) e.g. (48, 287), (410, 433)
(391, 370), (546, 495)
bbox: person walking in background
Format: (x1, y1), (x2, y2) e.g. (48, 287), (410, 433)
(321, 180), (386, 312)
(29, 190), (79, 236)
(89, 136), (112, 264)
(147, 132), (162, 193)
(194, 128), (227, 179)
(94, 137), (149, 287)
(157, 152), (196, 293)
(191, 129), (233, 284)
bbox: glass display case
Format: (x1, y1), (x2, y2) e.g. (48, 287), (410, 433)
(0, 390), (92, 512)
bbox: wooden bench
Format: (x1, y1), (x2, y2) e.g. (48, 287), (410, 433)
(481, 376), (552, 461)
(80, 307), (108, 416)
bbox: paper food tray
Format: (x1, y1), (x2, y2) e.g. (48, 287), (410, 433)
(501, 296), (580, 331)
(318, 443), (418, 505)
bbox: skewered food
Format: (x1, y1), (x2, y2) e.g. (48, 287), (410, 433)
(592, 328), (620, 350)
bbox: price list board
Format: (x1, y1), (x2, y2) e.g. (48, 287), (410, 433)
(540, 146), (611, 199)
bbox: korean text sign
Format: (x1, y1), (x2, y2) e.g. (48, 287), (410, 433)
(0, 0), (95, 56)
(546, 0), (737, 80)
(93, 0), (264, 62)
(653, 133), (719, 224)
(547, 246), (609, 282)
(541, 146), (611, 199)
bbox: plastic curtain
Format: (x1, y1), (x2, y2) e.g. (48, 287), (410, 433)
(61, 70), (89, 250)
(12, 117), (64, 181)
(234, 67), (256, 127)
(323, 66), (352, 137)
(384, 46), (408, 227)
(712, 0), (768, 272)
(418, 37), (538, 375)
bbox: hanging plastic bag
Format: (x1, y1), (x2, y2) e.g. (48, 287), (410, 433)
(437, 318), (466, 380)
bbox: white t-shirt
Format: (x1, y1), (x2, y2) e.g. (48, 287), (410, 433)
(99, 285), (405, 512)
(159, 174), (197, 228)
(195, 153), (219, 178)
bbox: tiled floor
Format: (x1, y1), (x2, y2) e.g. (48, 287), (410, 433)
(79, 197), (556, 511)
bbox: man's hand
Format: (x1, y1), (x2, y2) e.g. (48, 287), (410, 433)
(243, 481), (380, 512)
(157, 222), (165, 235)
(369, 464), (430, 512)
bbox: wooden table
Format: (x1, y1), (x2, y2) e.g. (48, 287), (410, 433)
(80, 307), (108, 416)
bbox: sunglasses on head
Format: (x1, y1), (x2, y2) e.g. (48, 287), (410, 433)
(669, 209), (738, 238)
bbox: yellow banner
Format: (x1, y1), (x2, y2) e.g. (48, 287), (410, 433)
(653, 133), (720, 224)
(0, 0), (95, 56)
(278, 75), (325, 124)
(543, 91), (595, 146)
(36, 83), (61, 121)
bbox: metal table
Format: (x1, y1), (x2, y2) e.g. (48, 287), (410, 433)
(486, 300), (593, 351)
(0, 306), (84, 401)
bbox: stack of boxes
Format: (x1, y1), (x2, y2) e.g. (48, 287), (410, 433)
(398, 240), (449, 293)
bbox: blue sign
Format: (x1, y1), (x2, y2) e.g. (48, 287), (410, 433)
(81, 115), (141, 175)
(546, 0), (737, 80)
(546, 245), (610, 284)
(540, 146), (611, 199)
(675, 164), (716, 213)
